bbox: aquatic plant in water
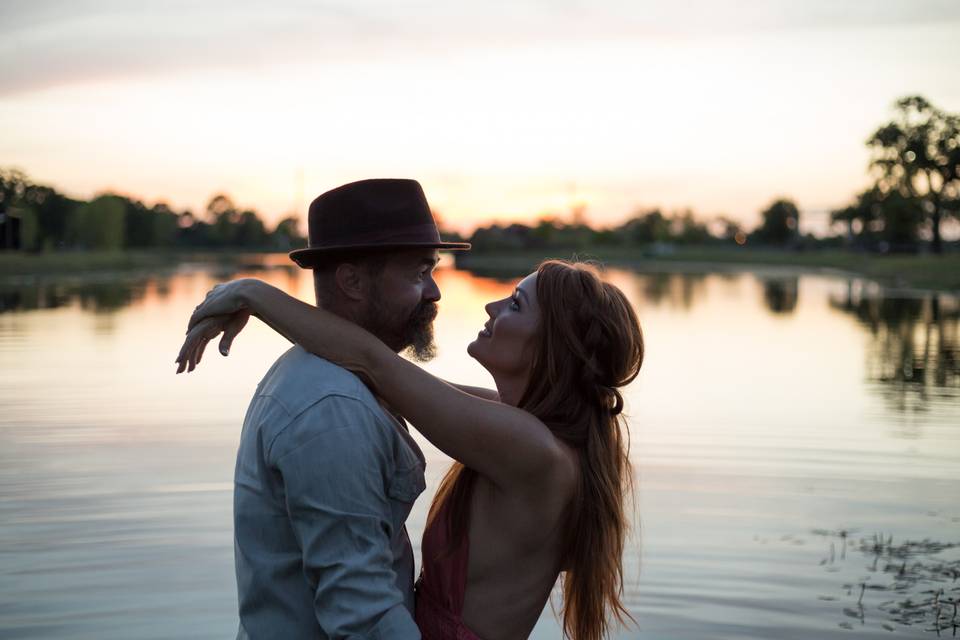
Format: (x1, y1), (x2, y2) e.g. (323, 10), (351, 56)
(811, 529), (960, 634)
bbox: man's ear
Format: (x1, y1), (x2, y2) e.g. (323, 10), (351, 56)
(334, 263), (366, 302)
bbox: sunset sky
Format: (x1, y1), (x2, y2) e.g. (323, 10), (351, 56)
(1, 0), (959, 234)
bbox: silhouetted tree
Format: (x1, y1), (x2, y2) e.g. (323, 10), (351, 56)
(235, 210), (267, 247)
(1, 168), (286, 251)
(149, 203), (179, 248)
(831, 187), (925, 250)
(2, 169), (82, 249)
(0, 168), (28, 209)
(621, 209), (670, 244)
(206, 194), (239, 247)
(271, 216), (304, 251)
(867, 95), (960, 253)
(714, 216), (746, 245)
(0, 169), (39, 250)
(70, 195), (125, 250)
(754, 199), (800, 246)
(671, 210), (710, 245)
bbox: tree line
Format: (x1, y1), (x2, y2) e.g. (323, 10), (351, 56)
(0, 170), (304, 252)
(2, 94), (956, 255)
(463, 95), (958, 254)
(462, 199), (802, 253)
(831, 96), (959, 253)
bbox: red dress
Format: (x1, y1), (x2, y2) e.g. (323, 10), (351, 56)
(415, 498), (483, 640)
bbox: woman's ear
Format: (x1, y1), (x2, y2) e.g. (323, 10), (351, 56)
(334, 263), (366, 302)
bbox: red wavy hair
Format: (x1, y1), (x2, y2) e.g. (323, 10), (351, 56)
(428, 259), (644, 640)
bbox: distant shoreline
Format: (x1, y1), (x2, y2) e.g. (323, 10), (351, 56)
(0, 249), (284, 277)
(2, 247), (959, 292)
(455, 247), (960, 292)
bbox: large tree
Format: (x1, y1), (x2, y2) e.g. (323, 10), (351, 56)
(70, 195), (125, 250)
(867, 96), (960, 253)
(830, 187), (924, 249)
(754, 199), (800, 246)
(0, 168), (79, 249)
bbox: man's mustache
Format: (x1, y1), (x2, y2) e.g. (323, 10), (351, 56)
(409, 301), (438, 326)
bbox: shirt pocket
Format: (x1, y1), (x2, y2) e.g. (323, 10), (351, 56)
(387, 463), (426, 504)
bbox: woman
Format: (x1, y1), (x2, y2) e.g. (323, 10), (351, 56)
(177, 260), (643, 640)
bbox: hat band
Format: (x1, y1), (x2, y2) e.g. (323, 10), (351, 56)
(315, 222), (442, 248)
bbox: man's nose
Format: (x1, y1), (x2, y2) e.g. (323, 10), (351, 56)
(423, 275), (441, 302)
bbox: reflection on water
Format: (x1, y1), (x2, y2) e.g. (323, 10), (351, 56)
(4, 267), (956, 415)
(634, 271), (708, 310)
(1, 258), (958, 639)
(830, 282), (959, 416)
(762, 277), (799, 314)
(0, 279), (156, 314)
(0, 258), (300, 316)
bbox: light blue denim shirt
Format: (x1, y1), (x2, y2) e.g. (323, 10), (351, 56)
(234, 346), (425, 639)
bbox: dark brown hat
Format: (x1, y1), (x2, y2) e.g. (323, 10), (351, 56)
(289, 178), (470, 268)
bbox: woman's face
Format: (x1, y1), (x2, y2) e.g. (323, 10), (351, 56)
(467, 272), (540, 380)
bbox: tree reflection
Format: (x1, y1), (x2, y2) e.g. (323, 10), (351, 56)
(634, 272), (708, 309)
(0, 260), (298, 316)
(0, 279), (151, 314)
(830, 284), (960, 414)
(761, 277), (799, 314)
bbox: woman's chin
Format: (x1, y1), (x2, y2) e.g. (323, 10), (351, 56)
(466, 339), (486, 365)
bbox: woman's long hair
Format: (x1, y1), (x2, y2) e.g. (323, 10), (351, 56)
(427, 259), (645, 640)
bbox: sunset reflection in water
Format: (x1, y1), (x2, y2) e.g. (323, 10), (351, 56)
(1, 258), (957, 639)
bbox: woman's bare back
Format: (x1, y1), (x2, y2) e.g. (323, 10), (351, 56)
(461, 447), (578, 640)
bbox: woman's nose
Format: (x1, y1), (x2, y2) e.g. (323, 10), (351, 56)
(484, 297), (508, 317)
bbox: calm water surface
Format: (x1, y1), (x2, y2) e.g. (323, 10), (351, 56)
(1, 255), (958, 639)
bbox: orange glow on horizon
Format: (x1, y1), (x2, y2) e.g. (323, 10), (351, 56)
(2, 9), (957, 237)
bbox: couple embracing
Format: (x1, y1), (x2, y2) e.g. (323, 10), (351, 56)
(176, 179), (644, 640)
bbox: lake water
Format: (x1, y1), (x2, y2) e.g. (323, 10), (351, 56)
(1, 254), (958, 639)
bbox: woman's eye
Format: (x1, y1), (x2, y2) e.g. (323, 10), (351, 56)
(509, 298), (520, 311)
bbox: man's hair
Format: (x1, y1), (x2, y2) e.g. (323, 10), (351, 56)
(311, 250), (392, 307)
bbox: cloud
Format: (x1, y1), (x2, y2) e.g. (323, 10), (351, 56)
(1, 0), (958, 97)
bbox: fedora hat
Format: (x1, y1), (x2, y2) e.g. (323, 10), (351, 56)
(289, 178), (470, 268)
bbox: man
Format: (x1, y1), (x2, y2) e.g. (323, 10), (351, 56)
(231, 179), (469, 638)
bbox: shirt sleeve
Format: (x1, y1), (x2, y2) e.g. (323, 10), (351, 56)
(272, 399), (421, 639)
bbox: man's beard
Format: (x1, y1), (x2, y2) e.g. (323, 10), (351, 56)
(363, 296), (438, 362)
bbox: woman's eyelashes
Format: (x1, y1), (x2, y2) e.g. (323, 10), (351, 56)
(509, 295), (520, 311)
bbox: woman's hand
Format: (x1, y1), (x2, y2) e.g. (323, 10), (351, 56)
(175, 311), (251, 373)
(187, 279), (258, 332)
(176, 277), (260, 374)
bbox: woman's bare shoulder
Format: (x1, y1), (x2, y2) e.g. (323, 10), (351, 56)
(474, 436), (579, 535)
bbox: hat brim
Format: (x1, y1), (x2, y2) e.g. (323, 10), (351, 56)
(289, 241), (471, 268)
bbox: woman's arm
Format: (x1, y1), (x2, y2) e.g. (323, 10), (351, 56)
(443, 382), (500, 402)
(179, 280), (565, 491)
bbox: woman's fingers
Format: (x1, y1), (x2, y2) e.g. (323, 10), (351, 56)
(194, 338), (208, 370)
(188, 291), (220, 331)
(188, 339), (204, 372)
(189, 299), (228, 332)
(218, 310), (250, 356)
(188, 303), (210, 332)
(177, 328), (201, 368)
(176, 330), (202, 374)
(177, 317), (224, 373)
(187, 281), (249, 332)
(176, 312), (250, 374)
